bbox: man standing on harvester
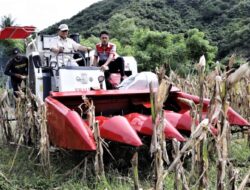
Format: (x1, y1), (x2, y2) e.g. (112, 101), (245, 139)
(4, 48), (28, 97)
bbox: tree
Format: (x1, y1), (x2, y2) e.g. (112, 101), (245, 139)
(0, 14), (15, 28)
(80, 35), (99, 49)
(0, 15), (23, 74)
(131, 29), (189, 75)
(186, 28), (217, 67)
(131, 28), (217, 76)
(132, 29), (169, 71)
(108, 13), (138, 45)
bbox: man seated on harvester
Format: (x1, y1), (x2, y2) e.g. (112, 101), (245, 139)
(93, 31), (125, 89)
(50, 24), (92, 67)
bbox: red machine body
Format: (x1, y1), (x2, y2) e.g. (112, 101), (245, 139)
(45, 89), (249, 150)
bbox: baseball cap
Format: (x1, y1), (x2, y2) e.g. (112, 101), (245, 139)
(12, 47), (20, 55)
(58, 24), (69, 31)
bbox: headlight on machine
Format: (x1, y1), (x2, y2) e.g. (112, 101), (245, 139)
(98, 75), (105, 83)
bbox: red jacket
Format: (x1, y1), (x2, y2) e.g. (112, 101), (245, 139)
(94, 42), (116, 61)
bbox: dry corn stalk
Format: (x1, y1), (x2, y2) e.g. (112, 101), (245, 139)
(177, 97), (198, 185)
(163, 119), (210, 190)
(0, 170), (11, 184)
(237, 169), (250, 190)
(228, 54), (236, 70)
(155, 111), (165, 190)
(2, 87), (51, 176)
(26, 89), (37, 146)
(131, 152), (140, 190)
(227, 63), (250, 87)
(216, 56), (235, 190)
(8, 89), (28, 173)
(0, 90), (13, 142)
(36, 98), (50, 177)
(228, 163), (238, 190)
(172, 139), (190, 190)
(93, 121), (105, 178)
(197, 55), (208, 190)
(82, 96), (106, 181)
(168, 59), (249, 190)
(14, 92), (26, 141)
(150, 66), (171, 190)
(149, 82), (163, 190)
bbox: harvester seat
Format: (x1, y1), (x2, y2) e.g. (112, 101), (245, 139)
(108, 73), (122, 88)
(31, 52), (42, 68)
(73, 51), (86, 66)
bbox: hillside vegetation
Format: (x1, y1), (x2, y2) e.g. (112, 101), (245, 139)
(44, 0), (250, 60)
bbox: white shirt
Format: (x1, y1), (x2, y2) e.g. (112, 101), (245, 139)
(51, 36), (81, 67)
(54, 36), (81, 52)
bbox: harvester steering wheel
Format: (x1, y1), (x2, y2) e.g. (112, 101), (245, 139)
(54, 52), (86, 67)
(73, 51), (86, 66)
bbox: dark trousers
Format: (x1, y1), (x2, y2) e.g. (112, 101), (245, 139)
(98, 57), (125, 78)
(98, 57), (125, 89)
(11, 79), (25, 97)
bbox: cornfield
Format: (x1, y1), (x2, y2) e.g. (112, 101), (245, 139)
(0, 58), (249, 190)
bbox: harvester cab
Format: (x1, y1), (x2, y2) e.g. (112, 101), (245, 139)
(25, 33), (138, 100)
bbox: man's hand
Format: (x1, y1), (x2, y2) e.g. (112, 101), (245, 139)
(58, 47), (64, 53)
(51, 47), (64, 54)
(100, 65), (109, 71)
(80, 46), (92, 52)
(21, 75), (27, 80)
(87, 47), (92, 51)
(15, 74), (27, 79)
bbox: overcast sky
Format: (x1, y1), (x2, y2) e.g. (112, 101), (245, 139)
(0, 0), (101, 31)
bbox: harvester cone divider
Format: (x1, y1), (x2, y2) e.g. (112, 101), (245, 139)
(98, 115), (143, 147)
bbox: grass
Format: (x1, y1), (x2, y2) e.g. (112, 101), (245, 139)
(0, 85), (249, 189)
(0, 77), (7, 91)
(0, 87), (4, 94)
(205, 136), (250, 190)
(0, 145), (148, 190)
(0, 136), (249, 190)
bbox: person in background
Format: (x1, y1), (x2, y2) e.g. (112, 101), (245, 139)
(4, 48), (28, 97)
(93, 31), (125, 87)
(50, 24), (92, 66)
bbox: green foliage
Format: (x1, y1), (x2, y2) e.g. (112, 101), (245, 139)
(220, 54), (247, 70)
(0, 15), (16, 28)
(230, 137), (250, 164)
(130, 28), (216, 76)
(42, 0), (250, 75)
(42, 0), (250, 61)
(0, 40), (25, 55)
(0, 137), (249, 189)
(0, 146), (151, 189)
(80, 35), (99, 49)
(0, 15), (25, 82)
(186, 28), (218, 66)
(132, 29), (169, 71)
(81, 25), (217, 76)
(108, 13), (138, 45)
(110, 38), (134, 56)
(0, 40), (25, 74)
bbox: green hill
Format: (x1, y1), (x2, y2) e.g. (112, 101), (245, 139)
(44, 0), (250, 59)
